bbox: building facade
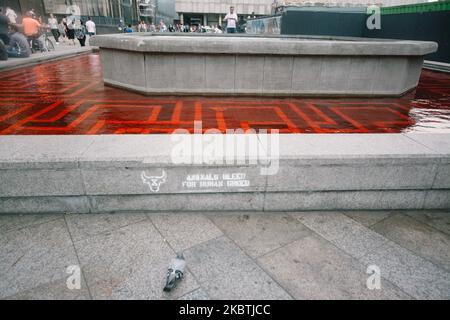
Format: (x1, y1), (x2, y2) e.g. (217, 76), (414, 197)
(175, 0), (437, 27)
(175, 0), (274, 27)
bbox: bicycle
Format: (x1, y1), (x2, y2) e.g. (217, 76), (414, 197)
(29, 27), (55, 53)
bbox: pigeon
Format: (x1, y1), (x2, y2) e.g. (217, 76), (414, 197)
(163, 253), (186, 292)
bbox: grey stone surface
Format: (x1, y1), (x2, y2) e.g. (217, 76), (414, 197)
(276, 134), (439, 159)
(266, 161), (438, 191)
(0, 169), (84, 197)
(90, 34), (437, 56)
(405, 211), (450, 235)
(319, 57), (352, 93)
(371, 214), (450, 271)
(293, 212), (388, 259)
(178, 288), (210, 300)
(210, 213), (312, 258)
(264, 190), (426, 211)
(184, 236), (292, 299)
(371, 57), (409, 94)
(90, 193), (264, 212)
(145, 53), (175, 90)
(4, 278), (90, 300)
(0, 213), (61, 234)
(344, 211), (393, 227)
(403, 133), (450, 155)
(149, 213), (223, 252)
(108, 50), (146, 91)
(74, 220), (200, 299)
(423, 190), (450, 209)
(234, 55), (264, 94)
(433, 163), (450, 189)
(205, 55), (235, 93)
(0, 135), (95, 169)
(79, 135), (174, 165)
(360, 240), (450, 299)
(0, 219), (79, 299)
(91, 34), (436, 97)
(257, 234), (410, 299)
(291, 57), (322, 93)
(263, 56), (293, 95)
(0, 134), (449, 213)
(65, 213), (149, 242)
(82, 165), (265, 195)
(0, 196), (91, 214)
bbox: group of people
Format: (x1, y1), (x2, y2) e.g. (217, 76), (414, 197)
(0, 6), (96, 61)
(133, 20), (224, 34)
(128, 6), (239, 34)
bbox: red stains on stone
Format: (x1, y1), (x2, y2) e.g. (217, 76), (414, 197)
(0, 53), (449, 135)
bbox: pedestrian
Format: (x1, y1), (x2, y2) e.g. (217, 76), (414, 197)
(0, 39), (7, 61)
(124, 24), (133, 33)
(224, 6), (238, 34)
(58, 18), (66, 44)
(118, 19), (125, 32)
(75, 20), (87, 46)
(65, 16), (75, 45)
(138, 20), (147, 32)
(5, 6), (17, 24)
(149, 23), (156, 32)
(0, 7), (10, 45)
(159, 20), (167, 32)
(6, 24), (31, 58)
(85, 16), (96, 36)
(48, 13), (59, 44)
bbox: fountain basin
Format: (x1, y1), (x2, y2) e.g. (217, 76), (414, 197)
(91, 33), (438, 97)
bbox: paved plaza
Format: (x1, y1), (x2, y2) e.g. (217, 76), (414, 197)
(1, 6), (449, 302)
(1, 210), (449, 300)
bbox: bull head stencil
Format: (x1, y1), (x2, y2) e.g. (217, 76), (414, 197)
(141, 170), (167, 193)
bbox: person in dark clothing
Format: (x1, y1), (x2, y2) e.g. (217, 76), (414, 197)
(0, 8), (10, 45)
(0, 39), (8, 61)
(7, 24), (31, 58)
(75, 20), (86, 47)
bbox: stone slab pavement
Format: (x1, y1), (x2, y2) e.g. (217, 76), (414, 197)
(0, 210), (449, 300)
(0, 40), (96, 71)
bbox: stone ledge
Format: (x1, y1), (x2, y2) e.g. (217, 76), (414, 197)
(0, 133), (448, 212)
(90, 34), (437, 56)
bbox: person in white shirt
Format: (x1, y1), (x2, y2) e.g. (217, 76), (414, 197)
(48, 14), (59, 44)
(85, 17), (96, 36)
(5, 7), (17, 24)
(223, 6), (238, 33)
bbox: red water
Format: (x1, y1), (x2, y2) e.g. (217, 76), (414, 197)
(0, 53), (449, 134)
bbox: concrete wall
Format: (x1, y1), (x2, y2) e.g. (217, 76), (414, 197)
(0, 134), (449, 213)
(91, 33), (437, 97)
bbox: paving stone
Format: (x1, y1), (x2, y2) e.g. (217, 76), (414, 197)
(149, 213), (223, 252)
(184, 236), (292, 300)
(360, 240), (450, 299)
(405, 211), (450, 235)
(292, 212), (388, 259)
(74, 220), (199, 299)
(257, 234), (411, 299)
(178, 288), (210, 300)
(65, 213), (148, 242)
(0, 219), (79, 299)
(0, 213), (62, 234)
(4, 277), (90, 300)
(344, 211), (393, 227)
(209, 213), (312, 258)
(371, 214), (450, 271)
